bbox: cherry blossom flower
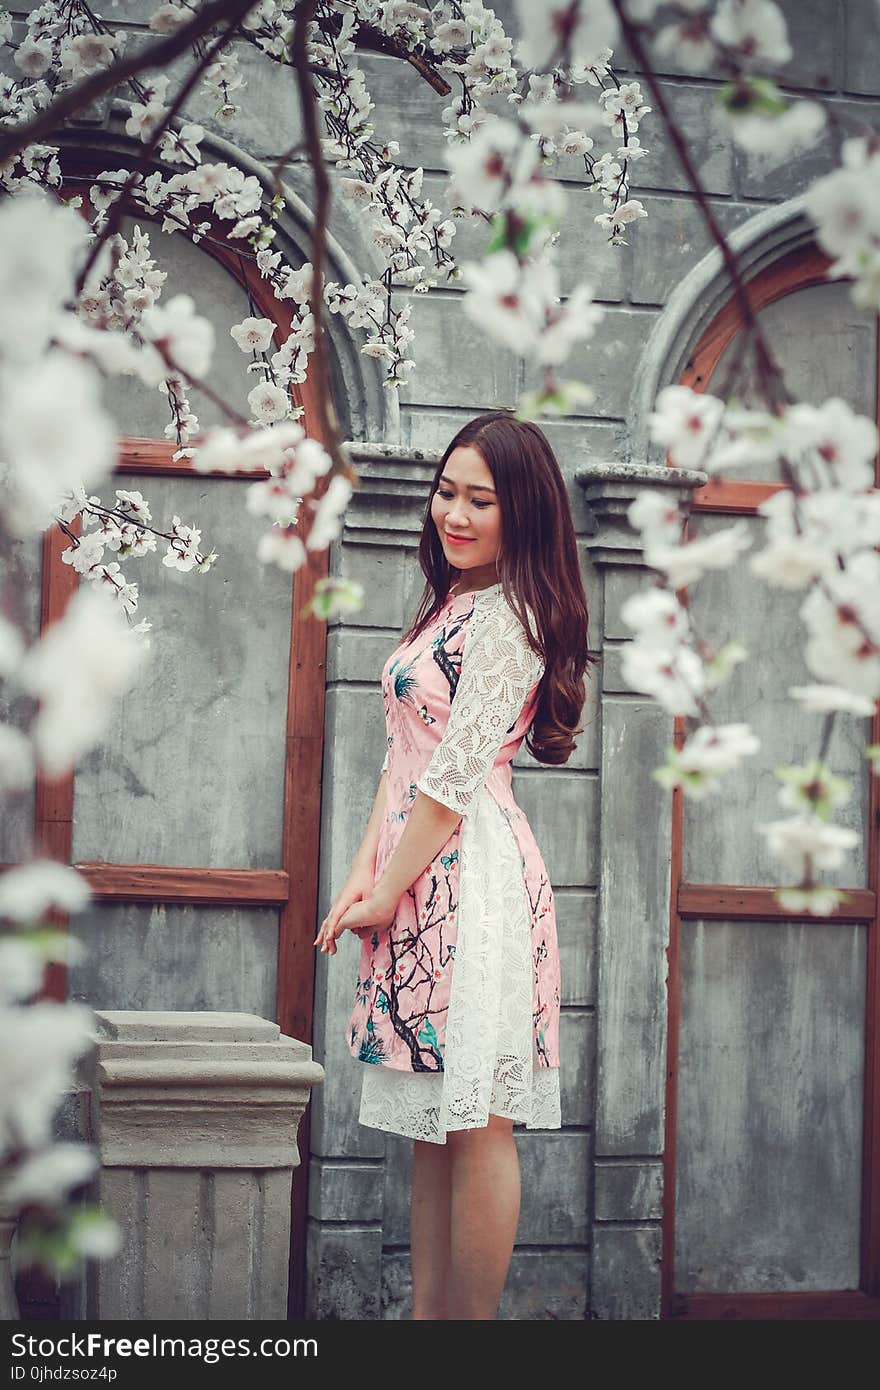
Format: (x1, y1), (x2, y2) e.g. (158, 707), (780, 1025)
(0, 860), (92, 924)
(3, 1143), (97, 1205)
(138, 293), (215, 386)
(654, 724), (762, 798)
(710, 0), (792, 68)
(0, 193), (89, 361)
(620, 587), (692, 647)
(647, 384), (726, 469)
(645, 520), (753, 589)
(257, 528), (307, 572)
(0, 1000), (97, 1152)
(306, 474), (355, 550)
(17, 586), (151, 775)
(754, 815), (859, 880)
(231, 316), (276, 353)
(788, 684), (877, 717)
(621, 641), (707, 717)
(513, 0), (619, 74)
(1, 349), (117, 535)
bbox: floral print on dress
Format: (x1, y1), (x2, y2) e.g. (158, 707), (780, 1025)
(347, 584), (562, 1074)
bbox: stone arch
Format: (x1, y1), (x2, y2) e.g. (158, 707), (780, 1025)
(626, 194), (814, 464)
(59, 101), (399, 444)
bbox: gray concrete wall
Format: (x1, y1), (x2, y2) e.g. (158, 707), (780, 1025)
(6, 0), (875, 1319)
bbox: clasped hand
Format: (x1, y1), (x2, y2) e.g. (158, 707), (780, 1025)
(314, 888), (397, 955)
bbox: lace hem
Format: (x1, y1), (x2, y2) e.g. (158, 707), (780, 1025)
(358, 784), (562, 1144)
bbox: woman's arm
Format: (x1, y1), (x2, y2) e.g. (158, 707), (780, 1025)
(314, 771), (393, 954)
(316, 788), (462, 952)
(370, 790), (462, 906)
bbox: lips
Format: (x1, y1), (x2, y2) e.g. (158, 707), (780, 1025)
(445, 533), (473, 545)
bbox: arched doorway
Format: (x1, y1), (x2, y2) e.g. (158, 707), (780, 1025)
(2, 149), (330, 1317)
(663, 244), (880, 1318)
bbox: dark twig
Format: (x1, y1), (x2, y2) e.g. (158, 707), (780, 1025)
(74, 7), (248, 298)
(291, 0), (357, 483)
(0, 0), (262, 166)
(611, 0), (789, 412)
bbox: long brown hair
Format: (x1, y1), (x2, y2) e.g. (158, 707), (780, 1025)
(401, 410), (597, 766)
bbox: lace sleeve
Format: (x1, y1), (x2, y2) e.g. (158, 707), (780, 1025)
(415, 600), (545, 816)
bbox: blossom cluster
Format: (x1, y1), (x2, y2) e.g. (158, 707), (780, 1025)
(616, 379), (880, 912)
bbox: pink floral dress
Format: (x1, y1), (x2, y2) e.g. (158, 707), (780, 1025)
(347, 581), (562, 1144)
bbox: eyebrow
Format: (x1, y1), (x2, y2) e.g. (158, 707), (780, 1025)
(438, 474), (497, 495)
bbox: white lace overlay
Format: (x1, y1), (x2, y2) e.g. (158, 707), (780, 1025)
(358, 785), (561, 1144)
(415, 594), (545, 816)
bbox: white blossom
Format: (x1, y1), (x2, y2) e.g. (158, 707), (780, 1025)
(647, 385), (725, 469)
(620, 587), (691, 647)
(727, 100), (825, 161)
(138, 294), (215, 386)
(0, 1001), (96, 1154)
(257, 527), (307, 572)
(18, 586), (151, 776)
(0, 193), (89, 362)
(0, 349), (117, 535)
(710, 0), (792, 68)
(513, 0), (619, 74)
(230, 316), (276, 353)
(646, 520), (752, 589)
(2, 1142), (97, 1204)
(788, 684), (877, 717)
(248, 381), (291, 423)
(306, 474), (354, 551)
(755, 815), (859, 878)
(621, 640), (707, 717)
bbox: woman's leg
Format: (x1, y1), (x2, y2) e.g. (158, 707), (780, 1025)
(446, 1114), (521, 1320)
(410, 1137), (453, 1319)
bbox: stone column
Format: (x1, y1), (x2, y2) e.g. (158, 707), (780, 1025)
(82, 1010), (324, 1320)
(577, 461), (705, 1320)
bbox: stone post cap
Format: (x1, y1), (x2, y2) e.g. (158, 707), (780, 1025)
(86, 1010), (325, 1091)
(83, 1012), (325, 1168)
(575, 460), (709, 567)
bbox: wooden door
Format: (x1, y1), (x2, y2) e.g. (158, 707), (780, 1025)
(663, 247), (880, 1319)
(2, 155), (329, 1318)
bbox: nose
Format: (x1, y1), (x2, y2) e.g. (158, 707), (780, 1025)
(446, 498), (470, 530)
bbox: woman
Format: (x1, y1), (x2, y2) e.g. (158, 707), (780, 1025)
(314, 410), (593, 1319)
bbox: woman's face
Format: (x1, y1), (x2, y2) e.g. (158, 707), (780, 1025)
(430, 444), (502, 585)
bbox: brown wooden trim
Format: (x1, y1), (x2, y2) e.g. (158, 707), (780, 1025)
(34, 520), (83, 1003)
(687, 478), (786, 513)
(277, 366), (331, 1322)
(670, 1290), (880, 1320)
(70, 863), (289, 905)
(680, 243), (834, 398)
(114, 436), (272, 480)
(678, 883), (875, 923)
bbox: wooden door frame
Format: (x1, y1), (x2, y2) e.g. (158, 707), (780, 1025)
(3, 152), (330, 1319)
(662, 244), (880, 1319)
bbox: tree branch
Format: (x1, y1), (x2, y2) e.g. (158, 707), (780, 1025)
(0, 0), (262, 166)
(611, 0), (789, 410)
(291, 0), (356, 483)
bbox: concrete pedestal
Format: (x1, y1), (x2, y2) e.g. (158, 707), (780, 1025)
(82, 1011), (324, 1320)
